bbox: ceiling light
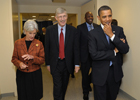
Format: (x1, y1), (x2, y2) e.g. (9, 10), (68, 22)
(48, 19), (51, 20)
(51, 16), (55, 17)
(32, 16), (36, 17)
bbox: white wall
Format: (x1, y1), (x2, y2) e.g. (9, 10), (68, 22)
(81, 0), (97, 24)
(109, 0), (140, 99)
(0, 0), (16, 95)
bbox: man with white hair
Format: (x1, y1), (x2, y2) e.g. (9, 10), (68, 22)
(45, 7), (80, 100)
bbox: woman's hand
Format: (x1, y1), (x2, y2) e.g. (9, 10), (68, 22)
(22, 54), (34, 60)
(19, 62), (28, 69)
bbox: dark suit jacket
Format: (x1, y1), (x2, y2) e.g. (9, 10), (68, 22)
(45, 24), (79, 74)
(77, 22), (99, 63)
(11, 37), (45, 72)
(88, 25), (129, 86)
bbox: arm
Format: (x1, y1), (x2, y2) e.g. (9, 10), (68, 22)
(88, 31), (115, 61)
(11, 41), (22, 68)
(112, 28), (129, 54)
(74, 28), (80, 73)
(45, 27), (50, 65)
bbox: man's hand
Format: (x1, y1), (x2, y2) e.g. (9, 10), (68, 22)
(120, 38), (125, 43)
(19, 62), (28, 69)
(103, 23), (114, 38)
(47, 66), (51, 72)
(75, 66), (80, 73)
(114, 47), (119, 53)
(22, 54), (34, 60)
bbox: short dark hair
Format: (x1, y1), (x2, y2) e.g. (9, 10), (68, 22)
(98, 5), (112, 16)
(111, 19), (118, 26)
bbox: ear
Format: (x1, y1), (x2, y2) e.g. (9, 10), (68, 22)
(97, 16), (100, 21)
(55, 16), (57, 20)
(24, 29), (26, 34)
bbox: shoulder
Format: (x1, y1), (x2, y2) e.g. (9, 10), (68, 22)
(14, 38), (24, 44)
(34, 39), (43, 44)
(93, 23), (99, 27)
(77, 22), (86, 27)
(66, 24), (76, 30)
(46, 24), (56, 30)
(112, 25), (123, 30)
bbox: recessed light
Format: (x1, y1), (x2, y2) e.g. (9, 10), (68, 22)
(51, 16), (55, 17)
(48, 19), (51, 20)
(32, 16), (36, 17)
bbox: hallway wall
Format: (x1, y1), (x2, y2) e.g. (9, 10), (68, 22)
(81, 0), (139, 99)
(81, 0), (97, 24)
(109, 0), (140, 99)
(18, 5), (81, 33)
(0, 0), (17, 95)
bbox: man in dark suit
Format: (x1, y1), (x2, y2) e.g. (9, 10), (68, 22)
(88, 6), (129, 100)
(45, 7), (80, 100)
(77, 11), (98, 100)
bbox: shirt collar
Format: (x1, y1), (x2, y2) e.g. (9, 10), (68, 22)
(101, 24), (104, 29)
(58, 24), (66, 30)
(86, 22), (93, 27)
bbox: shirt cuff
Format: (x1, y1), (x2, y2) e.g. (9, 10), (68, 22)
(110, 34), (115, 41)
(114, 50), (116, 56)
(75, 65), (80, 67)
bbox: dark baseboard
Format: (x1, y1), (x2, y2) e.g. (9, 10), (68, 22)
(0, 94), (2, 99)
(120, 89), (136, 100)
(0, 92), (14, 98)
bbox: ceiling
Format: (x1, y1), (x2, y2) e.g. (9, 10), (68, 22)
(16, 0), (91, 7)
(22, 13), (76, 21)
(18, 0), (91, 21)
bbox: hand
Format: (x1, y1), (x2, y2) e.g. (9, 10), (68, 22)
(22, 54), (34, 60)
(75, 66), (80, 73)
(47, 66), (50, 72)
(120, 38), (125, 43)
(114, 47), (119, 53)
(19, 62), (28, 69)
(103, 23), (114, 38)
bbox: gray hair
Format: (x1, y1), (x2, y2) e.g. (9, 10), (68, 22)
(24, 19), (38, 32)
(55, 7), (67, 16)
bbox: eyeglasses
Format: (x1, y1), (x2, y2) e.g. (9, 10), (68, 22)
(57, 15), (67, 19)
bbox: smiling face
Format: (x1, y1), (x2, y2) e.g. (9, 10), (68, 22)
(25, 29), (36, 41)
(85, 12), (93, 25)
(55, 12), (68, 27)
(97, 9), (112, 25)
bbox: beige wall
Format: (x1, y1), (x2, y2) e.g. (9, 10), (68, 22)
(109, 0), (140, 99)
(0, 0), (17, 95)
(67, 14), (77, 28)
(18, 5), (81, 32)
(81, 0), (97, 24)
(82, 0), (139, 99)
(12, 0), (19, 41)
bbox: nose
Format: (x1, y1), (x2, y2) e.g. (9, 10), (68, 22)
(106, 16), (110, 21)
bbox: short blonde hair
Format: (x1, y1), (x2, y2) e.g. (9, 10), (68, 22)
(24, 20), (38, 32)
(55, 7), (67, 16)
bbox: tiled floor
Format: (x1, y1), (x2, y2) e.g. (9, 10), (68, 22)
(1, 66), (133, 100)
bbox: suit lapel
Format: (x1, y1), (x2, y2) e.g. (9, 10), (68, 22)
(28, 39), (36, 53)
(54, 24), (59, 49)
(98, 26), (109, 48)
(65, 24), (70, 48)
(21, 37), (28, 53)
(84, 23), (89, 33)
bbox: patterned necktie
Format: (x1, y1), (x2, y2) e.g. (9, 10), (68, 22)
(105, 34), (112, 66)
(59, 28), (65, 59)
(90, 25), (93, 31)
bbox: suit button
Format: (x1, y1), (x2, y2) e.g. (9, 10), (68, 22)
(26, 62), (28, 64)
(27, 69), (28, 71)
